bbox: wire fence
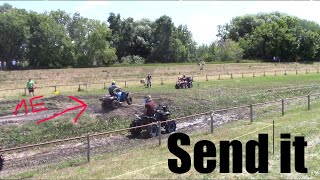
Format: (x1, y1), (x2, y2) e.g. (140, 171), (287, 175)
(0, 68), (319, 98)
(0, 92), (318, 173)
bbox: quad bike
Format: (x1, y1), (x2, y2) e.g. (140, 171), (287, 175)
(129, 105), (176, 138)
(99, 89), (132, 110)
(175, 76), (193, 89)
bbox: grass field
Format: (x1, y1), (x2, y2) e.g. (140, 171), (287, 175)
(4, 98), (319, 179)
(1, 62), (320, 99)
(1, 62), (320, 179)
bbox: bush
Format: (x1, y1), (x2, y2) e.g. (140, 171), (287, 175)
(214, 39), (244, 61)
(121, 55), (145, 65)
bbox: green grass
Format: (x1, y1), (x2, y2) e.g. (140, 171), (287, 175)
(2, 73), (320, 148)
(5, 98), (320, 179)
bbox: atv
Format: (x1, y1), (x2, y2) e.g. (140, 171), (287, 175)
(129, 105), (176, 138)
(99, 89), (132, 110)
(175, 76), (193, 89)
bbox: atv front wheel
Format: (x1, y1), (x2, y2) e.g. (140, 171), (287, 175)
(146, 124), (158, 138)
(126, 97), (132, 105)
(165, 121), (176, 133)
(101, 102), (108, 110)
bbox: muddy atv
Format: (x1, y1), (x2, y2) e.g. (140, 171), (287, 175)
(129, 105), (176, 138)
(175, 77), (193, 89)
(99, 91), (132, 110)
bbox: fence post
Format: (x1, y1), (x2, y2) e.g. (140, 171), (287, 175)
(306, 69), (308, 74)
(253, 72), (255, 77)
(158, 121), (161, 146)
(264, 71), (266, 76)
(296, 70), (298, 74)
(24, 88), (27, 95)
(206, 75), (208, 81)
(275, 71), (277, 76)
(104, 82), (106, 89)
(307, 95), (310, 110)
(54, 85), (57, 92)
(281, 99), (284, 116)
(242, 73), (244, 78)
(87, 134), (90, 162)
(250, 104), (253, 123)
(231, 73), (233, 79)
(218, 74), (220, 80)
(125, 80), (127, 88)
(317, 69), (319, 73)
(210, 111), (214, 133)
(284, 70), (287, 75)
(161, 78), (164, 85)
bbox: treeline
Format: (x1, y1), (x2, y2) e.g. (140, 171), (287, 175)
(1, 3), (320, 69)
(215, 12), (320, 62)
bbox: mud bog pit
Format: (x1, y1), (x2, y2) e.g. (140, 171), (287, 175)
(0, 109), (248, 176)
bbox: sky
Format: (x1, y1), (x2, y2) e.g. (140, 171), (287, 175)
(2, 1), (320, 46)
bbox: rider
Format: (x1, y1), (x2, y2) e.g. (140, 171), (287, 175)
(108, 81), (118, 97)
(143, 95), (156, 117)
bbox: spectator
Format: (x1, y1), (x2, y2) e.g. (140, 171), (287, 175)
(12, 59), (16, 70)
(27, 79), (35, 96)
(3, 61), (6, 70)
(146, 73), (152, 88)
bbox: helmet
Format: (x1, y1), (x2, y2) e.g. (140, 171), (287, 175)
(183, 74), (185, 77)
(144, 95), (152, 102)
(111, 81), (116, 85)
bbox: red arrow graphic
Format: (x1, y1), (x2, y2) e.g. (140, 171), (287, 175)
(36, 96), (87, 124)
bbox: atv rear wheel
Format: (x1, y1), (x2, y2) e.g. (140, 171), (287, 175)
(175, 84), (179, 89)
(111, 100), (120, 109)
(130, 122), (142, 136)
(101, 102), (108, 110)
(147, 124), (158, 138)
(165, 121), (176, 133)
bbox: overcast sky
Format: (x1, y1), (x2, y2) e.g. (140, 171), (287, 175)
(2, 1), (320, 46)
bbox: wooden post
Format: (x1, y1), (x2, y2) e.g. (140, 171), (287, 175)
(250, 104), (253, 123)
(306, 69), (308, 74)
(281, 99), (284, 116)
(296, 70), (298, 74)
(24, 88), (27, 95)
(158, 121), (161, 146)
(161, 78), (164, 85)
(317, 69), (319, 73)
(86, 83), (88, 92)
(307, 95), (310, 110)
(54, 85), (57, 92)
(264, 71), (266, 76)
(218, 74), (220, 80)
(87, 134), (90, 162)
(242, 73), (244, 78)
(284, 70), (287, 75)
(78, 84), (81, 91)
(104, 82), (106, 89)
(125, 80), (127, 88)
(206, 75), (208, 81)
(231, 73), (233, 79)
(210, 111), (214, 133)
(253, 72), (255, 77)
(275, 71), (277, 76)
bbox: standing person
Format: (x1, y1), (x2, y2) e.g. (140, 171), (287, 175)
(27, 79), (35, 96)
(3, 61), (6, 70)
(12, 59), (16, 70)
(146, 73), (152, 88)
